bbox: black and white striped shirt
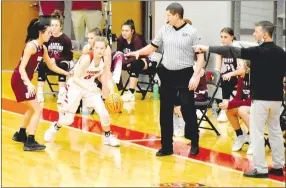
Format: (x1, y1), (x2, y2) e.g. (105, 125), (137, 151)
(151, 22), (199, 70)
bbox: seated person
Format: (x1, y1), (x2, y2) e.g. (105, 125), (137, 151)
(37, 10), (73, 104)
(173, 65), (208, 137)
(218, 59), (252, 154)
(115, 19), (157, 102)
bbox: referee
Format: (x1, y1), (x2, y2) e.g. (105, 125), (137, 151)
(126, 2), (205, 156)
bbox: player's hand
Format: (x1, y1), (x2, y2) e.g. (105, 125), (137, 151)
(219, 100), (229, 110)
(125, 51), (140, 60)
(26, 83), (36, 98)
(188, 74), (200, 91)
(222, 73), (232, 81)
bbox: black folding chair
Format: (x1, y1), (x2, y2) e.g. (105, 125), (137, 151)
(195, 70), (221, 136)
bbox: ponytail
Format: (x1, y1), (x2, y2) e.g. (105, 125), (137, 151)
(25, 18), (50, 43)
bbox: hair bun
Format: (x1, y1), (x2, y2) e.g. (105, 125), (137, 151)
(51, 9), (63, 18)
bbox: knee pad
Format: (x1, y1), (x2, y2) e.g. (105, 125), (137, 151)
(58, 112), (75, 126)
(130, 72), (139, 78)
(131, 60), (145, 71)
(57, 62), (69, 82)
(59, 61), (70, 71)
(37, 61), (47, 81)
(58, 75), (66, 82)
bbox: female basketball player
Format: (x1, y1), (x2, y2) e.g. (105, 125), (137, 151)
(215, 27), (245, 122)
(76, 28), (115, 114)
(117, 19), (157, 102)
(219, 59), (252, 154)
(11, 18), (71, 151)
(44, 36), (120, 147)
(82, 27), (114, 99)
(37, 10), (73, 104)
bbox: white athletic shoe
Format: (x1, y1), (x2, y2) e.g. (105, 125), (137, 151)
(232, 134), (247, 151)
(121, 91), (135, 102)
(37, 92), (44, 103)
(44, 122), (59, 142)
(196, 110), (203, 119)
(104, 134), (120, 147)
(217, 110), (228, 122)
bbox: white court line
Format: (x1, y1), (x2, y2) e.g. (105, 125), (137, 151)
(2, 109), (284, 185)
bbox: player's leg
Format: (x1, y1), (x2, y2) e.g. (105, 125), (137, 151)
(84, 92), (120, 147)
(44, 83), (82, 142)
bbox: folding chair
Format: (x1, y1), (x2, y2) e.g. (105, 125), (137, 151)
(45, 40), (80, 96)
(121, 52), (163, 100)
(195, 70), (221, 136)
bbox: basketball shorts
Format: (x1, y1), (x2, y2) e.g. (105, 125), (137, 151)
(61, 80), (107, 116)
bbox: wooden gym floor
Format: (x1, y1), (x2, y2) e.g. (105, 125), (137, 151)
(1, 71), (285, 187)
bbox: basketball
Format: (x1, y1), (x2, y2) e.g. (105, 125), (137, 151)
(105, 93), (123, 113)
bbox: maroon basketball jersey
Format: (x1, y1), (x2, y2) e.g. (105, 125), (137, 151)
(11, 40), (44, 102)
(14, 40), (44, 80)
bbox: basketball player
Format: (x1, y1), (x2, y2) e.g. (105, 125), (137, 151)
(11, 18), (71, 151)
(82, 28), (114, 99)
(77, 27), (115, 114)
(118, 19), (157, 102)
(37, 10), (74, 104)
(44, 36), (120, 147)
(216, 28), (245, 122)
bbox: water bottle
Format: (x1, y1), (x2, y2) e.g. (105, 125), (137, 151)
(212, 100), (218, 118)
(153, 80), (159, 100)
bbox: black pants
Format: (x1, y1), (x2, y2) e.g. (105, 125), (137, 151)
(123, 59), (157, 78)
(157, 65), (199, 152)
(221, 73), (238, 99)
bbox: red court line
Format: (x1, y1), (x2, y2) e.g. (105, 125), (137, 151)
(2, 98), (285, 182)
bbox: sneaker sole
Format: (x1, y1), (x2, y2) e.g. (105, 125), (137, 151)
(243, 173), (268, 178)
(12, 138), (26, 143)
(24, 146), (46, 151)
(103, 142), (120, 147)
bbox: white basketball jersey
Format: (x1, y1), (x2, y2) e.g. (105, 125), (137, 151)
(68, 54), (104, 88)
(81, 58), (104, 84)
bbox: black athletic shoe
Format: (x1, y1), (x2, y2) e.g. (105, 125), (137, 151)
(12, 132), (27, 143)
(24, 140), (46, 151)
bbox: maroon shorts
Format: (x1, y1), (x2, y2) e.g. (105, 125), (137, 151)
(11, 71), (36, 102)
